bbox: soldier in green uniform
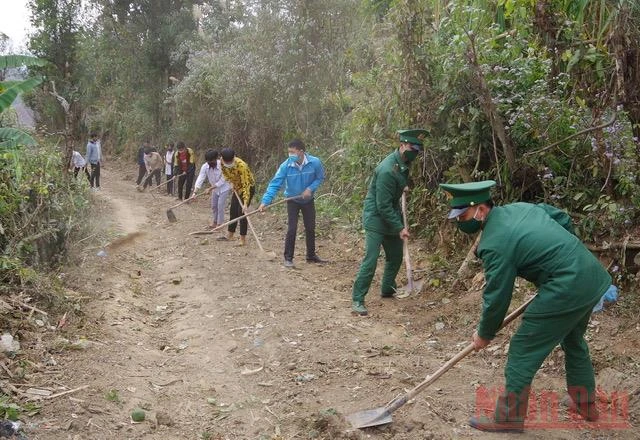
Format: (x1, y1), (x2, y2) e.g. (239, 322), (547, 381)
(351, 129), (428, 316)
(439, 180), (612, 432)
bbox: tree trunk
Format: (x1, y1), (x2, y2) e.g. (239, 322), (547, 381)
(49, 81), (73, 175)
(466, 39), (517, 177)
(610, 4), (640, 177)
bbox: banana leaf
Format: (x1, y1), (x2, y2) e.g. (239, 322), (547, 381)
(0, 76), (43, 114)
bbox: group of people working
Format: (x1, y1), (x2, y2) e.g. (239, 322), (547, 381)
(135, 140), (197, 200)
(136, 139), (326, 262)
(348, 128), (611, 433)
(132, 130), (611, 433)
(70, 133), (102, 189)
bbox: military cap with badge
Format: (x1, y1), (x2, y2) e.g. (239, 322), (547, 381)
(439, 180), (496, 234)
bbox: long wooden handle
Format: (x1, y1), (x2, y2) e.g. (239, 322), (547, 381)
(400, 193), (414, 290)
(385, 294), (537, 414)
(149, 174), (179, 193)
(189, 196), (301, 235)
(400, 193), (409, 230)
(168, 190), (204, 209)
(234, 190), (265, 252)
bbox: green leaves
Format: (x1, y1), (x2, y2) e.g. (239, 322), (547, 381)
(0, 55), (45, 150)
(0, 128), (37, 149)
(0, 55), (49, 70)
(0, 76), (44, 114)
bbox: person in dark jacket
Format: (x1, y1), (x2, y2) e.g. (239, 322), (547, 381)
(136, 140), (150, 186)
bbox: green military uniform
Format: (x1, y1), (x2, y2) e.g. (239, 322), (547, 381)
(351, 129), (428, 315)
(440, 181), (612, 430)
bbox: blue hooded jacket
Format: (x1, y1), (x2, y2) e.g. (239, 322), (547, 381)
(261, 153), (325, 205)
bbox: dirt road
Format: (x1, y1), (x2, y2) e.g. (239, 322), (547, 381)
(27, 170), (637, 439)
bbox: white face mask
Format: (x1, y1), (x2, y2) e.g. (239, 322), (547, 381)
(223, 162), (234, 168)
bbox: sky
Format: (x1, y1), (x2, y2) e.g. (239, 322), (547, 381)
(0, 0), (33, 52)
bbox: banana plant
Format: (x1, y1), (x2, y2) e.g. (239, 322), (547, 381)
(0, 55), (49, 149)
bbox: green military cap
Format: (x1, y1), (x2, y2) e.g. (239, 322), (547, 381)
(439, 180), (497, 219)
(397, 129), (429, 149)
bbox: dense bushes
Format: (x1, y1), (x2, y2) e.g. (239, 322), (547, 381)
(25, 1), (640, 258)
(0, 144), (89, 286)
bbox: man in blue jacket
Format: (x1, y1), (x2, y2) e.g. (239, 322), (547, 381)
(258, 139), (325, 268)
(86, 133), (102, 190)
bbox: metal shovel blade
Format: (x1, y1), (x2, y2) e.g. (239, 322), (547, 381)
(345, 406), (393, 429)
(166, 209), (177, 223)
(395, 278), (425, 299)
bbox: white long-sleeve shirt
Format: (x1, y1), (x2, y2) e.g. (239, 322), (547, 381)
(71, 151), (86, 168)
(165, 150), (174, 175)
(194, 160), (231, 194)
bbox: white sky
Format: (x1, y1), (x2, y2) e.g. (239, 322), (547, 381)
(0, 0), (33, 52)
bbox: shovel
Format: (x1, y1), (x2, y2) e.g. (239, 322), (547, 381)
(189, 196), (301, 235)
(233, 190), (277, 260)
(166, 191), (205, 223)
(395, 193), (424, 298)
(345, 294), (536, 429)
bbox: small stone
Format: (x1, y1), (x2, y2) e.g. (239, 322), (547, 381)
(435, 322), (445, 331)
(131, 408), (145, 422)
(155, 411), (173, 426)
(295, 373), (316, 382)
(71, 339), (91, 350)
(0, 333), (20, 353)
(171, 278), (182, 285)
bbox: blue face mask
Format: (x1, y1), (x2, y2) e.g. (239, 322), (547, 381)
(288, 153), (299, 162)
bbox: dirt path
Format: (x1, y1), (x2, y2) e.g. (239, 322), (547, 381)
(28, 169), (637, 439)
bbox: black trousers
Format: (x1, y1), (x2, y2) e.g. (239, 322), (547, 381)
(74, 167), (90, 181)
(90, 163), (101, 188)
(177, 170), (194, 200)
(143, 169), (161, 189)
(228, 186), (255, 236)
(166, 173), (174, 195)
(136, 164), (146, 185)
(285, 200), (316, 261)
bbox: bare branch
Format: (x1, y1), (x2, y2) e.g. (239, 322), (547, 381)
(524, 112), (617, 157)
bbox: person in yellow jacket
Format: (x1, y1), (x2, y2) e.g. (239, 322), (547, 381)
(219, 148), (256, 246)
(173, 141), (196, 200)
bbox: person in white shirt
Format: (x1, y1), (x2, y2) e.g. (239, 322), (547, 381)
(190, 149), (231, 228)
(165, 142), (175, 195)
(70, 150), (90, 181)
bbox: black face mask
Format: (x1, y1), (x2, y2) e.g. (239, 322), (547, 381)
(403, 149), (419, 163)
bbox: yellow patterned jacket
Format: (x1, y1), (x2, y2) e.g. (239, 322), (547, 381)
(221, 157), (256, 205)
